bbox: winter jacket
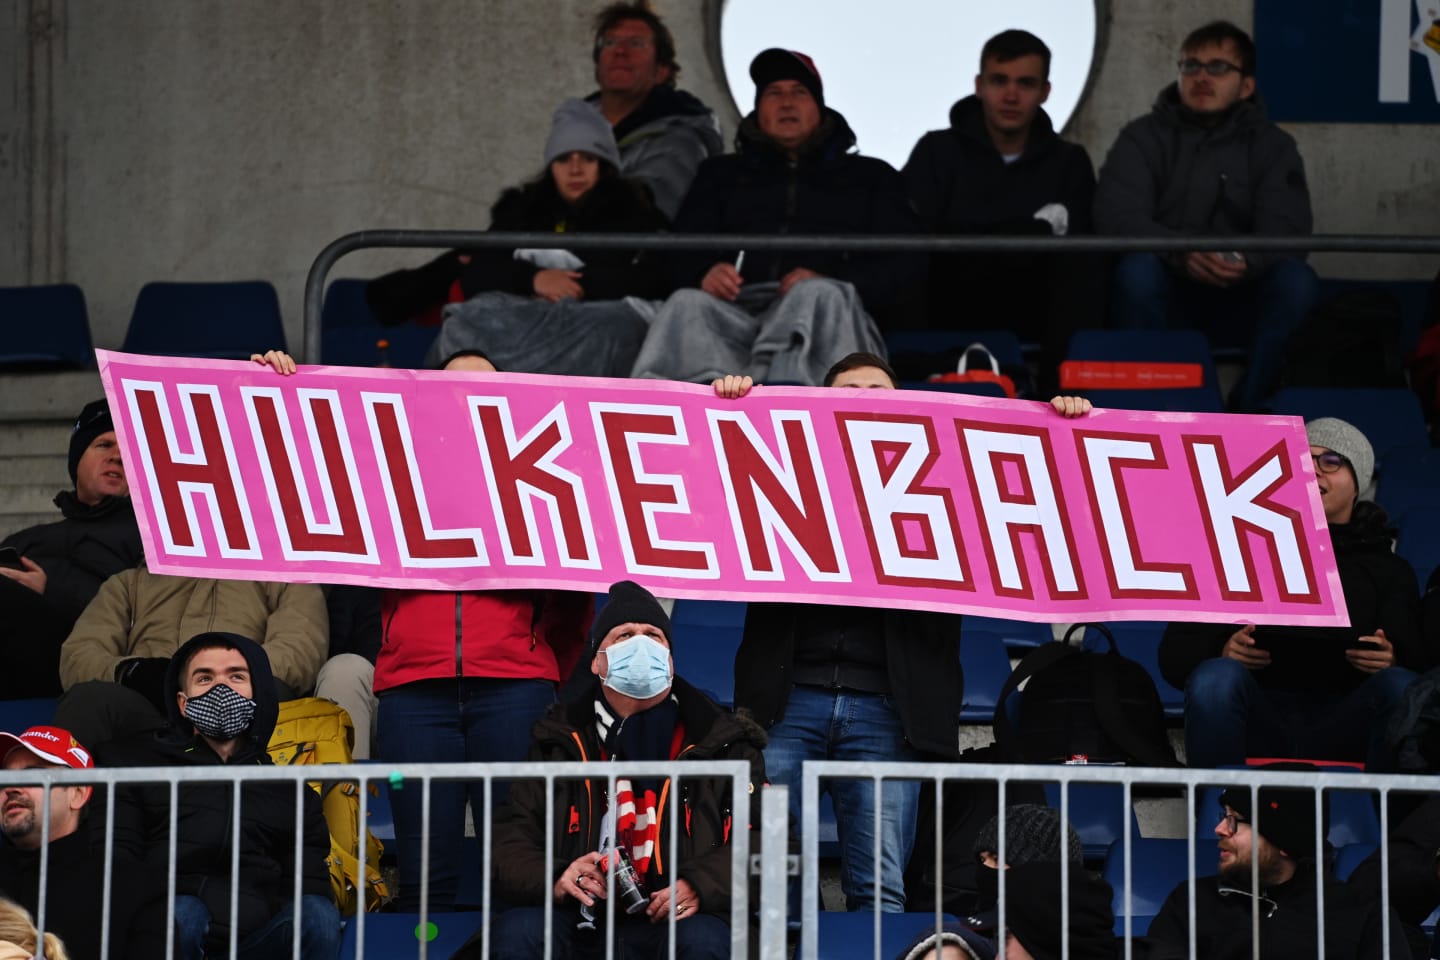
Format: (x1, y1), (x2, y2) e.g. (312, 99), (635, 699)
(1346, 793), (1440, 959)
(1, 492), (143, 628)
(1094, 85), (1312, 275)
(456, 174), (669, 303)
(1160, 503), (1424, 694)
(669, 109), (924, 316)
(101, 633), (333, 953)
(58, 564), (328, 694)
(1143, 862), (1408, 959)
(735, 603), (963, 760)
(0, 826), (169, 960)
(366, 173), (668, 329)
(588, 85), (724, 220)
(373, 589), (592, 693)
(905, 96), (1096, 237)
(492, 676), (767, 918)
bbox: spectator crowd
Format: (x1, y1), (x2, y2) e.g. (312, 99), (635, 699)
(2, 3), (1438, 959)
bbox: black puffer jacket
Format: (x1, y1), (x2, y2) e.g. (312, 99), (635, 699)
(102, 633), (332, 951)
(1, 492), (143, 627)
(1094, 85), (1312, 276)
(735, 603), (963, 760)
(492, 676), (767, 919)
(904, 96), (1095, 237)
(669, 109), (923, 315)
(1160, 502), (1425, 694)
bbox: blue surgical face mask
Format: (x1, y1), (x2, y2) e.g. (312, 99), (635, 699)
(601, 633), (672, 700)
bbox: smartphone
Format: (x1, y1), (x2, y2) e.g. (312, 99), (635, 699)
(0, 547), (24, 570)
(1346, 637), (1384, 650)
(1220, 251), (1246, 264)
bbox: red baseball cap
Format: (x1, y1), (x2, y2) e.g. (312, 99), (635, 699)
(0, 725), (94, 770)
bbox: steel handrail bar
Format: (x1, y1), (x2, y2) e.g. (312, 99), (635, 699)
(301, 229), (1440, 361)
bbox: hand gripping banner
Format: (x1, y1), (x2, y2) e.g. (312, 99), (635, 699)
(98, 351), (1347, 626)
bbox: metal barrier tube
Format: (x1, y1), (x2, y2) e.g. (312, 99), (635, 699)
(801, 771), (821, 960)
(759, 785), (790, 960)
(301, 229), (1440, 361)
(356, 773), (370, 960)
(99, 777), (116, 960)
(229, 778), (242, 959)
(292, 776), (305, 960)
(35, 770), (51, 959)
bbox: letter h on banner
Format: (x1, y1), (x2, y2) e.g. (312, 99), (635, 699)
(123, 381), (260, 559)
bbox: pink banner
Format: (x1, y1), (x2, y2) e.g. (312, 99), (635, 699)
(97, 351), (1347, 626)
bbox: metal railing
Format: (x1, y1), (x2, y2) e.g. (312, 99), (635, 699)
(0, 759), (752, 960)
(795, 760), (1436, 960)
(8, 757), (1434, 958)
(301, 230), (1440, 362)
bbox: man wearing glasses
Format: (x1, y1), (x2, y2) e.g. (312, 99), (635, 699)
(1159, 417), (1423, 771)
(1143, 787), (1404, 958)
(584, 1), (722, 218)
(1094, 20), (1319, 412)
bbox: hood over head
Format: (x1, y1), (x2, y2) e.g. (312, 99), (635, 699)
(163, 631), (280, 755)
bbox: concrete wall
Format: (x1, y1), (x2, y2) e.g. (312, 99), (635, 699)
(1, 0), (1435, 354)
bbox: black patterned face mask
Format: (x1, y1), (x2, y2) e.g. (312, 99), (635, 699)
(183, 683), (256, 740)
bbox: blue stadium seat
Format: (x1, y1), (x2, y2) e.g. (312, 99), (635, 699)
(321, 278), (441, 369)
(1268, 387), (1428, 465)
(1064, 329), (1224, 413)
(1378, 446), (1440, 524)
(0, 698), (59, 732)
(1080, 622), (1182, 719)
(1332, 842), (1376, 882)
(886, 330), (1025, 371)
(959, 630), (1013, 723)
(0, 284), (94, 369)
(668, 599), (746, 707)
(1315, 277), (1433, 355)
(1104, 837), (1214, 937)
(1042, 781), (1138, 864)
(807, 911), (963, 959)
(339, 911), (482, 959)
(965, 615), (1052, 652)
(122, 281), (287, 359)
(357, 763), (394, 842)
(1398, 507), (1440, 590)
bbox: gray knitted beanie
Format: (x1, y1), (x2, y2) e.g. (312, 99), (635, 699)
(543, 98), (621, 170)
(1305, 417), (1375, 499)
(973, 803), (1084, 865)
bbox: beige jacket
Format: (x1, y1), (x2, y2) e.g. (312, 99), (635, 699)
(59, 564), (328, 693)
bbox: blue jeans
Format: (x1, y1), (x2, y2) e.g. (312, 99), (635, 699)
(764, 685), (921, 912)
(481, 905), (731, 960)
(376, 677), (557, 911)
(1183, 657), (1418, 769)
(173, 893), (341, 960)
(1110, 253), (1320, 412)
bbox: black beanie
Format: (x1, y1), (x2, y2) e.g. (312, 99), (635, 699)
(68, 398), (114, 483)
(749, 48), (824, 109)
(1218, 784), (1322, 860)
(590, 581), (671, 648)
(974, 803), (1084, 866)
(1003, 862), (1117, 960)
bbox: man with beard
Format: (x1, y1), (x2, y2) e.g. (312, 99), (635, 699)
(1143, 787), (1406, 958)
(0, 725), (165, 959)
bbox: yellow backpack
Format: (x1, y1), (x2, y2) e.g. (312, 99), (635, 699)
(268, 697), (389, 914)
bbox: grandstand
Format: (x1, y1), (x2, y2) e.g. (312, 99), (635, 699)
(2, 3), (1438, 958)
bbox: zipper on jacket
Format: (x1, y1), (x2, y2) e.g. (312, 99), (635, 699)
(454, 592), (464, 678)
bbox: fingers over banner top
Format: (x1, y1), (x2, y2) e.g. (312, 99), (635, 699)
(96, 351), (1347, 626)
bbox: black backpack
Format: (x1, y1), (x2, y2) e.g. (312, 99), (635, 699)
(1281, 289), (1407, 389)
(993, 625), (1176, 767)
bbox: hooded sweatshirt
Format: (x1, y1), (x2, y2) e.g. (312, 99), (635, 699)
(101, 633), (332, 951)
(588, 84), (724, 219)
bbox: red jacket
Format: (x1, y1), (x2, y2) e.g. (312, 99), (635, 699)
(373, 589), (593, 693)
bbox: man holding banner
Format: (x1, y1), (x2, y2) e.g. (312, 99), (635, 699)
(722, 355), (1093, 913)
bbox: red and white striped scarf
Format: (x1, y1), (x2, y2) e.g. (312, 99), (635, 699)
(613, 777), (660, 875)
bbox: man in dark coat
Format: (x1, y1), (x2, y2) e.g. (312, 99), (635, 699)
(903, 29), (1100, 389)
(1144, 787), (1407, 959)
(1094, 20), (1318, 412)
(1, 399), (143, 698)
(1161, 418), (1423, 769)
(464, 581), (766, 960)
(103, 632), (340, 960)
(631, 48), (922, 386)
(0, 724), (166, 960)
